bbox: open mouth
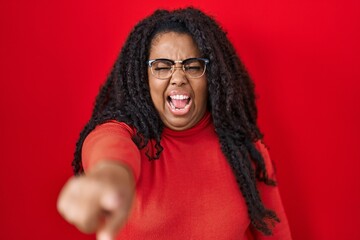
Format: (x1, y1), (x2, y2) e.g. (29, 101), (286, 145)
(167, 94), (192, 112)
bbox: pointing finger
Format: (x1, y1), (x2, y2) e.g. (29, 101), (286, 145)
(96, 205), (129, 240)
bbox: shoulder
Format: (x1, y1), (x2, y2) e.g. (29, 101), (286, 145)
(254, 140), (270, 160)
(254, 140), (276, 177)
(87, 120), (136, 139)
(82, 120), (141, 177)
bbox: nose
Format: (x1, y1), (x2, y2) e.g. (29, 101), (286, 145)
(170, 66), (188, 86)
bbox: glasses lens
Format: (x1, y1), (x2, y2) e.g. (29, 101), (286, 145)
(183, 59), (206, 78)
(151, 60), (173, 79)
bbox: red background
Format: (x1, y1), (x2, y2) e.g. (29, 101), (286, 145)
(1, 0), (359, 239)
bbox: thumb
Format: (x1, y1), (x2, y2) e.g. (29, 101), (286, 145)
(100, 191), (121, 211)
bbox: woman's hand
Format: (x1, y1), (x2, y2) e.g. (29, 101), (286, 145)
(57, 161), (135, 240)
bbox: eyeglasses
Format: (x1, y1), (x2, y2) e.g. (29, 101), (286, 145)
(147, 58), (209, 80)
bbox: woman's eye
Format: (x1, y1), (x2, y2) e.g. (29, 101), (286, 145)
(185, 66), (201, 71)
(154, 67), (171, 71)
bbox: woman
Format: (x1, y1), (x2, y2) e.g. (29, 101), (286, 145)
(58, 7), (292, 240)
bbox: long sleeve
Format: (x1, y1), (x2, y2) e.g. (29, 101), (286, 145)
(249, 141), (293, 239)
(81, 121), (141, 181)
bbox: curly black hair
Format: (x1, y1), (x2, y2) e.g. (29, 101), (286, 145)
(72, 7), (279, 235)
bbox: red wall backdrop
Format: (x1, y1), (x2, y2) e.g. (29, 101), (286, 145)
(1, 0), (359, 239)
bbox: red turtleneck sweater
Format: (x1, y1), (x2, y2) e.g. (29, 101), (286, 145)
(82, 112), (292, 239)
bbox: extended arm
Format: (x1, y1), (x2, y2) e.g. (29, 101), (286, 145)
(57, 122), (140, 240)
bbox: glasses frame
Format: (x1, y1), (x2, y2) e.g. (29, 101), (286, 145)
(147, 57), (210, 80)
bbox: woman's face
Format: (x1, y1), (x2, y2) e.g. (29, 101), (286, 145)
(148, 32), (208, 131)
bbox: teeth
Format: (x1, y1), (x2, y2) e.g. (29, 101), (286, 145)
(170, 95), (189, 100)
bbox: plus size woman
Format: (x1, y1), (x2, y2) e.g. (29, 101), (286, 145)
(57, 7), (292, 240)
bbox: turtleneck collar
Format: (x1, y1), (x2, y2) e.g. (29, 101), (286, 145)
(162, 111), (212, 137)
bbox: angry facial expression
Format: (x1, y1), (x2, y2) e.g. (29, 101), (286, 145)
(148, 32), (208, 131)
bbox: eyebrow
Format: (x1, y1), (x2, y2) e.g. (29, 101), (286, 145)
(147, 58), (209, 66)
